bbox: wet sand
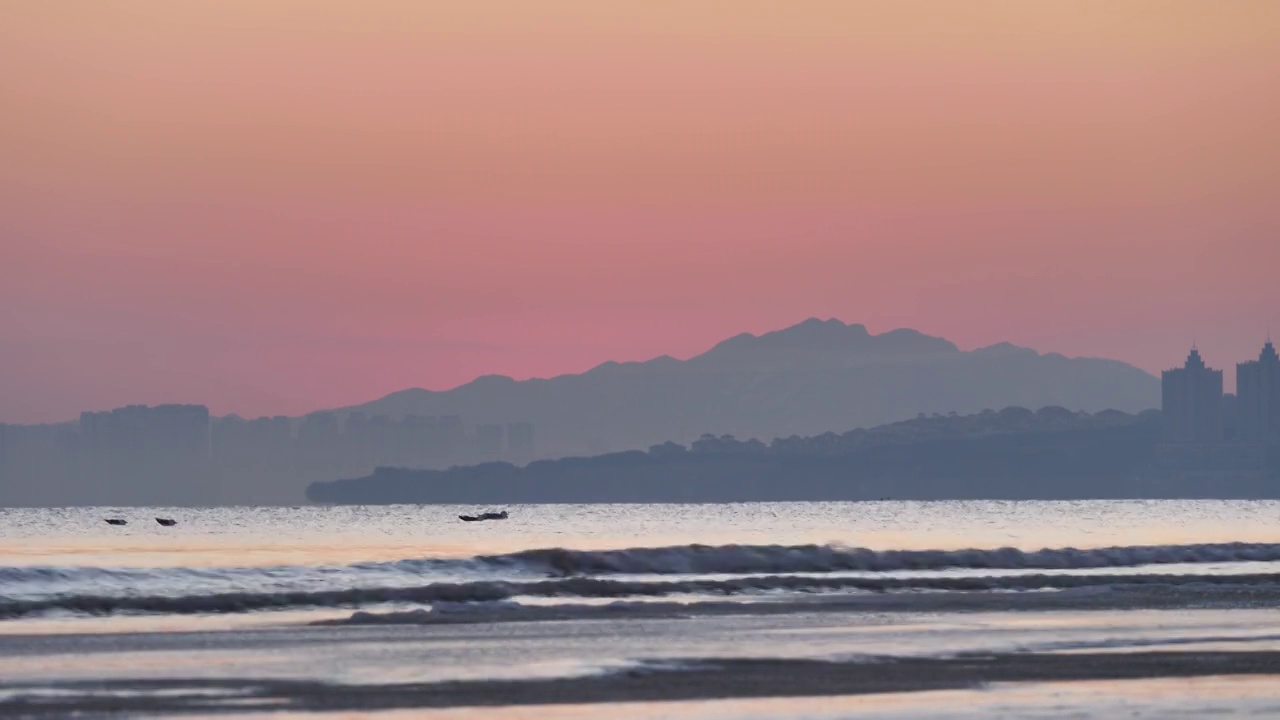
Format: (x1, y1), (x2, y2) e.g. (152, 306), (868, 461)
(2, 651), (1279, 717)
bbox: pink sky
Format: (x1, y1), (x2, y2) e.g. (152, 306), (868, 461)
(2, 1), (1278, 423)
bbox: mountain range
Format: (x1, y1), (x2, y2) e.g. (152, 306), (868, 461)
(330, 318), (1159, 459)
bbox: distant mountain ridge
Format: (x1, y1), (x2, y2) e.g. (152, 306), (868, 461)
(329, 318), (1159, 459)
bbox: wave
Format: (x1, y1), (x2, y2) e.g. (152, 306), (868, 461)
(5, 540), (1280, 606)
(317, 582), (1280, 627)
(462, 541), (1280, 577)
(7, 542), (1280, 588)
(0, 566), (157, 584)
(2, 570), (1278, 620)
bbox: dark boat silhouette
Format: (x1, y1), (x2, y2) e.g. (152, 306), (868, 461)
(155, 517), (177, 526)
(459, 510), (508, 522)
(104, 518), (127, 526)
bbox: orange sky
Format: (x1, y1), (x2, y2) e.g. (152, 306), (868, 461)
(2, 1), (1279, 422)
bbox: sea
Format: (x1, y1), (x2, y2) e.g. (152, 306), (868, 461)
(2, 500), (1279, 718)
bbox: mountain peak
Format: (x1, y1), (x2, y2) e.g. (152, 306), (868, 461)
(793, 317), (850, 330)
(973, 342), (1038, 356)
(769, 317), (867, 339)
(694, 318), (957, 366)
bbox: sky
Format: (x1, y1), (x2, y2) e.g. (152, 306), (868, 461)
(2, 1), (1278, 423)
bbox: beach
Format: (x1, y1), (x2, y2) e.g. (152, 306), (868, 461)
(2, 501), (1279, 718)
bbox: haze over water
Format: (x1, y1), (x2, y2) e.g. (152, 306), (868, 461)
(3, 500), (1280, 571)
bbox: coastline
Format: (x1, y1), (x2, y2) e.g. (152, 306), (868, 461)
(3, 651), (1280, 716)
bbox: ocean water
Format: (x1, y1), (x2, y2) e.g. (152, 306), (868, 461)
(2, 500), (1279, 718)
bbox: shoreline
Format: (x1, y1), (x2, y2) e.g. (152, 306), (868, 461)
(3, 651), (1280, 716)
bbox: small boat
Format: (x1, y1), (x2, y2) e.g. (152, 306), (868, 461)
(459, 510), (508, 522)
(155, 517), (177, 527)
(104, 518), (128, 526)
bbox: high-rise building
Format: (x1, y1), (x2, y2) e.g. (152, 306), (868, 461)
(295, 412), (340, 481)
(439, 415), (465, 461)
(0, 423), (78, 506)
(1161, 347), (1223, 443)
(1237, 340), (1280, 444)
(147, 404), (210, 466)
(472, 424), (505, 461)
(401, 415), (437, 468)
(506, 422), (535, 462)
(368, 415), (394, 466)
(241, 416), (293, 470)
(75, 404), (212, 504)
(342, 412), (372, 474)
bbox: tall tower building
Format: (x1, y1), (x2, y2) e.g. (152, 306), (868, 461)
(506, 422), (535, 463)
(1236, 340), (1280, 444)
(1161, 347), (1224, 443)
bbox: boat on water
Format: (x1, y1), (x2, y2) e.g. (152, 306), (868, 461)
(155, 517), (177, 526)
(458, 510), (508, 522)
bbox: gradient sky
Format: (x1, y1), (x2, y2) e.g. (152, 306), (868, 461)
(2, 1), (1279, 423)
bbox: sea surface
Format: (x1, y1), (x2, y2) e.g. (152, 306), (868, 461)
(2, 500), (1279, 718)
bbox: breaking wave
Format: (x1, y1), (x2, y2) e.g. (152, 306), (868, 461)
(4, 541), (1280, 620)
(463, 541), (1280, 577)
(2, 570), (1279, 620)
(6, 541), (1280, 591)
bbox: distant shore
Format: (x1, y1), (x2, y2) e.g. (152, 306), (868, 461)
(308, 411), (1280, 504)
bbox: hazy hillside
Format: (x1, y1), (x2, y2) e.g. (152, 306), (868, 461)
(311, 408), (1221, 505)
(330, 318), (1159, 459)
